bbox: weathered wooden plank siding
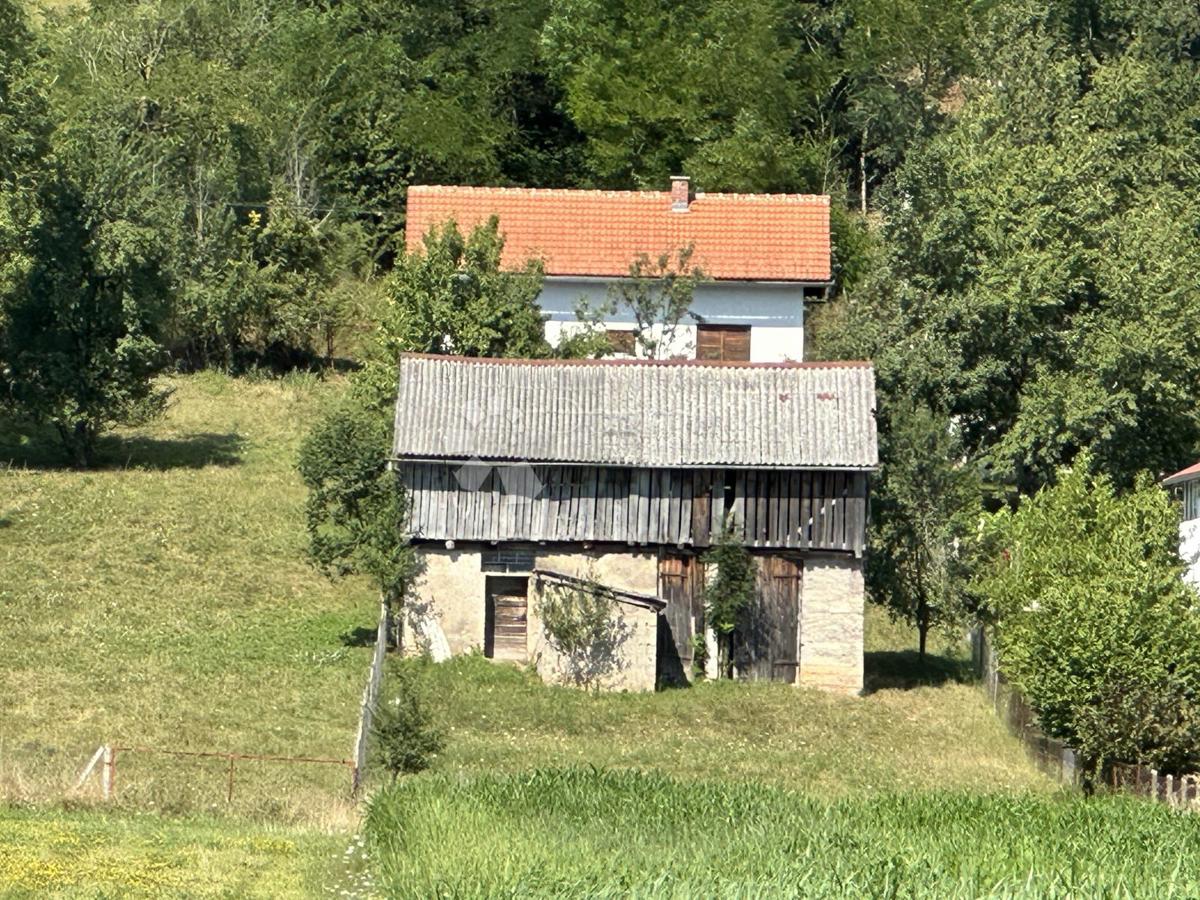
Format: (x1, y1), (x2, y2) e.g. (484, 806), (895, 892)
(397, 463), (868, 553)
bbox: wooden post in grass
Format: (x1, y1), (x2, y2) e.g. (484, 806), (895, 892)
(1152, 769), (1159, 801)
(227, 755), (236, 803)
(1167, 774), (1174, 807)
(74, 746), (106, 794)
(100, 746), (113, 799)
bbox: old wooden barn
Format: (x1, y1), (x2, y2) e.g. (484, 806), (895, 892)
(391, 353), (878, 693)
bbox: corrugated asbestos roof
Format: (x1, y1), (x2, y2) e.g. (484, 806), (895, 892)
(405, 185), (831, 282)
(392, 355), (877, 469)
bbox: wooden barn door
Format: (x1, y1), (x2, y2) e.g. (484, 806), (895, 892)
(657, 555), (705, 685)
(735, 556), (802, 682)
(485, 576), (529, 663)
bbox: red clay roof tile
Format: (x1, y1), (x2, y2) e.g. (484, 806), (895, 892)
(404, 185), (831, 282)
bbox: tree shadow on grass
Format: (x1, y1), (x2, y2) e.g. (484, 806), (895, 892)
(340, 626), (379, 648)
(0, 421), (246, 471)
(863, 650), (975, 695)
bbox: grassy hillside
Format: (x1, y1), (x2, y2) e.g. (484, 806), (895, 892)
(0, 371), (1073, 897)
(405, 651), (1045, 796)
(0, 372), (377, 820)
(366, 768), (1200, 898)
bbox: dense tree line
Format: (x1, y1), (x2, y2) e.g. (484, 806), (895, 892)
(0, 0), (978, 462)
(812, 0), (1200, 773)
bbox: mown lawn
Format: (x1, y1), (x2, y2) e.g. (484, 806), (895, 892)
(0, 804), (353, 898)
(366, 768), (1200, 898)
(404, 646), (1046, 796)
(0, 371), (377, 820)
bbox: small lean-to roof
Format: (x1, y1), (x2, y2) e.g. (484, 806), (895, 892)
(391, 354), (877, 470)
(532, 569), (666, 612)
(404, 185), (831, 282)
(1164, 461), (1200, 486)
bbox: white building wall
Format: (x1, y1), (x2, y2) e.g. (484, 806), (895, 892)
(538, 277), (807, 362)
(1177, 481), (1200, 589)
(1181, 518), (1200, 589)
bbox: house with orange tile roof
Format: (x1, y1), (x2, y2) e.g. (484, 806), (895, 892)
(404, 177), (831, 362)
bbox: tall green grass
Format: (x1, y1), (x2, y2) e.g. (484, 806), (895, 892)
(366, 767), (1199, 898)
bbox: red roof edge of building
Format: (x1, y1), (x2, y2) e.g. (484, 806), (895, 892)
(1164, 461), (1200, 486)
(407, 183), (832, 203)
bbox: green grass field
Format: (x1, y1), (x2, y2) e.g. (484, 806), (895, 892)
(0, 372), (377, 822)
(365, 768), (1200, 898)
(0, 804), (353, 898)
(4, 372), (1189, 898)
(404, 651), (1045, 796)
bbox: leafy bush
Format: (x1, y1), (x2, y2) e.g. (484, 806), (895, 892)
(297, 399), (418, 606)
(535, 576), (630, 689)
(702, 524), (754, 679)
(372, 664), (444, 780)
(977, 455), (1200, 777)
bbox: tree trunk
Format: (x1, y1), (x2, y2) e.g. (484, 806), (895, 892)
(57, 420), (95, 469)
(859, 125), (869, 215)
(917, 590), (930, 662)
(718, 632), (734, 680)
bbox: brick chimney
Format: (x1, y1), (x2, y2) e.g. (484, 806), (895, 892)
(670, 175), (690, 212)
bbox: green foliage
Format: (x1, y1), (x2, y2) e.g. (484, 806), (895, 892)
(535, 576), (629, 688)
(297, 399), (417, 604)
(600, 246), (706, 359)
(977, 456), (1200, 775)
(868, 398), (980, 658)
(372, 663), (445, 780)
(366, 767), (1200, 897)
(380, 219), (550, 361)
(690, 633), (709, 681)
(836, 3), (1200, 495)
(0, 129), (174, 467)
(542, 0), (834, 191)
(832, 0), (975, 210)
(702, 524), (755, 679)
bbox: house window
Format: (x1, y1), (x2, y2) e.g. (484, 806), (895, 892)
(696, 324), (751, 361)
(1186, 482), (1200, 522)
(485, 575), (529, 662)
(606, 329), (637, 356)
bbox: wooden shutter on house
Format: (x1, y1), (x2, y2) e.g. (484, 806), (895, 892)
(696, 325), (751, 361)
(606, 329), (637, 355)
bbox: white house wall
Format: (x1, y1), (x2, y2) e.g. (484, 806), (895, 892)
(539, 278), (806, 362)
(1181, 517), (1200, 589)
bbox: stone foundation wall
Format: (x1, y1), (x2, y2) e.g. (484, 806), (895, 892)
(406, 543), (864, 695)
(527, 581), (658, 692)
(799, 553), (864, 695)
(404, 545), (658, 690)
